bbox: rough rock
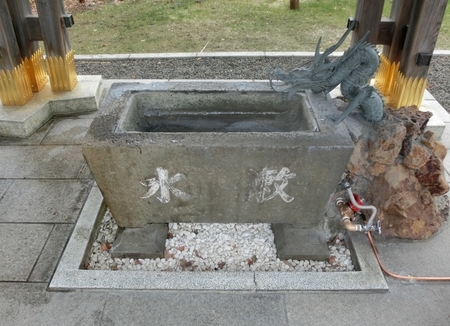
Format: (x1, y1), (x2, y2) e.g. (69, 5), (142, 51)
(421, 131), (447, 161)
(343, 107), (447, 240)
(416, 153), (449, 196)
(403, 141), (430, 169)
(387, 107), (432, 156)
(368, 117), (406, 165)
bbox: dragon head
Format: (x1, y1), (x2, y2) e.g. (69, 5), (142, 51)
(269, 21), (369, 98)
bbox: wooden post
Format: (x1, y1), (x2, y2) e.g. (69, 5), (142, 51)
(0, 0), (32, 105)
(377, 0), (448, 108)
(35, 0), (77, 91)
(400, 0), (448, 79)
(0, 0), (21, 71)
(6, 0), (38, 59)
(290, 0), (299, 10)
(6, 0), (47, 92)
(351, 0), (385, 45)
(382, 0), (415, 63)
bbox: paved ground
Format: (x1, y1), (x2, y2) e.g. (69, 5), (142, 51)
(1, 86), (450, 325)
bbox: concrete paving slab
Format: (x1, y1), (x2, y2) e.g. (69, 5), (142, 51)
(0, 283), (106, 326)
(443, 153), (450, 177)
(0, 223), (52, 281)
(422, 99), (450, 124)
(0, 146), (86, 178)
(0, 179), (93, 223)
(50, 186), (388, 291)
(102, 291), (287, 326)
(41, 118), (94, 145)
(285, 284), (450, 325)
(0, 179), (12, 198)
(28, 224), (74, 282)
(0, 76), (102, 138)
(77, 162), (94, 179)
(441, 123), (450, 149)
(0, 119), (55, 146)
(371, 220), (450, 278)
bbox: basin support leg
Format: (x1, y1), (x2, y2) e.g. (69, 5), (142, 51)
(110, 223), (168, 259)
(271, 224), (330, 261)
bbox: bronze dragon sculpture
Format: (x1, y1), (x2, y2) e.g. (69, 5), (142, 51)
(269, 23), (384, 125)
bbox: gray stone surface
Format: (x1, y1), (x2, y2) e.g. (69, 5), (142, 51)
(285, 284), (450, 325)
(41, 118), (94, 145)
(111, 223), (168, 259)
(77, 162), (94, 179)
(272, 224), (330, 260)
(0, 179), (12, 198)
(0, 146), (86, 178)
(373, 220), (450, 278)
(28, 224), (74, 282)
(0, 119), (55, 145)
(102, 291), (287, 326)
(53, 186), (105, 273)
(0, 179), (93, 223)
(83, 81), (354, 227)
(0, 75), (102, 138)
(0, 224), (52, 281)
(0, 283), (106, 326)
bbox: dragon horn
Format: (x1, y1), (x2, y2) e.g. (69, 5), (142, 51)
(340, 30), (371, 61)
(311, 23), (355, 69)
(321, 23), (354, 57)
(311, 37), (323, 66)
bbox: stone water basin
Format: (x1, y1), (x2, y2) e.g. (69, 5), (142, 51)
(83, 81), (354, 229)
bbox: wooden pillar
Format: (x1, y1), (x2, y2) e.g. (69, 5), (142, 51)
(0, 0), (21, 71)
(351, 0), (385, 45)
(35, 0), (77, 91)
(6, 0), (47, 92)
(0, 0), (32, 105)
(6, 0), (38, 59)
(400, 0), (448, 79)
(382, 0), (415, 63)
(376, 0), (448, 108)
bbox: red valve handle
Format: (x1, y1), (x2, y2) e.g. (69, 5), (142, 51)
(348, 194), (365, 212)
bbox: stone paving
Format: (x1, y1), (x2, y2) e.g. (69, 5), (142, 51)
(1, 84), (450, 325)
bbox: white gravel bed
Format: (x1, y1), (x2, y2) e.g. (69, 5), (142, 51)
(86, 210), (354, 272)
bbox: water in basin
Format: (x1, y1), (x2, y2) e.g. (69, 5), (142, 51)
(119, 91), (317, 133)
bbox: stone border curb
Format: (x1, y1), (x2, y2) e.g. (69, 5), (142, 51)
(50, 186), (389, 291)
(74, 51), (450, 61)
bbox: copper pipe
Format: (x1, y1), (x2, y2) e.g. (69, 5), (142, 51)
(342, 217), (363, 232)
(367, 232), (450, 281)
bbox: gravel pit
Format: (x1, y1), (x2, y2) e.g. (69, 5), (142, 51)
(86, 210), (355, 272)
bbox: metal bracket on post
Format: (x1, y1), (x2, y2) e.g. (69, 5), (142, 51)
(63, 14), (74, 27)
(416, 53), (432, 66)
(347, 18), (358, 30)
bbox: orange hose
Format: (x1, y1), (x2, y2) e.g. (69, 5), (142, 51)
(366, 231), (450, 281)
